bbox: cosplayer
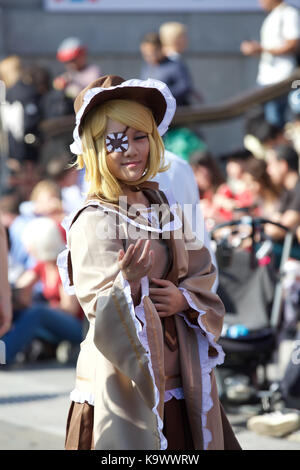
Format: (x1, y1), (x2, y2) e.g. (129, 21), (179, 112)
(57, 75), (241, 450)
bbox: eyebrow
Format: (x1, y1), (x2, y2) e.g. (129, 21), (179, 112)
(106, 126), (129, 136)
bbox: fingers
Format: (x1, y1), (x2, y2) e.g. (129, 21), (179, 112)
(136, 239), (151, 264)
(152, 303), (166, 311)
(119, 244), (135, 268)
(119, 239), (154, 277)
(150, 294), (167, 303)
(149, 287), (168, 295)
(143, 249), (154, 273)
(131, 239), (153, 270)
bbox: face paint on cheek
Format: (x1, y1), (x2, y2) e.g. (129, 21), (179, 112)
(105, 132), (129, 153)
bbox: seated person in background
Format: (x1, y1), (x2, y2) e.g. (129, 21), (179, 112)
(140, 32), (192, 107)
(241, 158), (282, 218)
(266, 144), (300, 240)
(22, 179), (66, 227)
(244, 110), (288, 160)
(189, 150), (236, 227)
(0, 181), (66, 283)
(2, 217), (82, 365)
(219, 148), (252, 197)
(42, 154), (85, 214)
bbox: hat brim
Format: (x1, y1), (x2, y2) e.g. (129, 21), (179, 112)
(78, 86), (166, 135)
(70, 77), (176, 155)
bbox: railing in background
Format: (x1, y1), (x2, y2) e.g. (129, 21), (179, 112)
(39, 68), (300, 144)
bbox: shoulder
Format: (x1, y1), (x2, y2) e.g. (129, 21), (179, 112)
(282, 4), (300, 20)
(164, 150), (191, 169)
(164, 150), (196, 184)
(68, 203), (118, 242)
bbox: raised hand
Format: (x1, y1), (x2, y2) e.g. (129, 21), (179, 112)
(118, 238), (154, 283)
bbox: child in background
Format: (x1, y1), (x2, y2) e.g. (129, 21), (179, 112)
(2, 217), (82, 364)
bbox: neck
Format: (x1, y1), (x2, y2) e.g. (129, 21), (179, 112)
(163, 46), (178, 56)
(270, 1), (283, 10)
(284, 171), (298, 190)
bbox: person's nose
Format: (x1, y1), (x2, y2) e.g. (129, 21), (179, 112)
(123, 137), (138, 158)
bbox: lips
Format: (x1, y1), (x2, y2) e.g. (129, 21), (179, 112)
(121, 161), (141, 167)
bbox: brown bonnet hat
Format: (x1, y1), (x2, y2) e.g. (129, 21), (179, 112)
(70, 75), (176, 155)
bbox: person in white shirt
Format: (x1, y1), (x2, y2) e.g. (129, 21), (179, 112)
(241, 0), (300, 128)
(152, 150), (218, 293)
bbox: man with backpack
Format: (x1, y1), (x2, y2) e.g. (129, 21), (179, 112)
(241, 0), (300, 129)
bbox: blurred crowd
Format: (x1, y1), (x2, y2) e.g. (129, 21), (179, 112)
(0, 6), (299, 425)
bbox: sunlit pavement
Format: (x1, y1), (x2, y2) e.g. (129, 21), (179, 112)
(0, 361), (300, 451)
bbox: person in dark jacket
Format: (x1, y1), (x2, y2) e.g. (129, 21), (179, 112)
(140, 32), (192, 106)
(0, 55), (41, 163)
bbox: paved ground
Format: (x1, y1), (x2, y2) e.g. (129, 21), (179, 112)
(0, 360), (300, 451)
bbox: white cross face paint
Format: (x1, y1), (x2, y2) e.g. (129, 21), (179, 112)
(106, 132), (129, 153)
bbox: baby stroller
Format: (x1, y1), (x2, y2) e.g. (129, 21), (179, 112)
(210, 215), (294, 408)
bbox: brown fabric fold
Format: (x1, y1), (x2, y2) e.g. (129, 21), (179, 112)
(163, 398), (194, 450)
(65, 401), (94, 450)
(143, 188), (180, 352)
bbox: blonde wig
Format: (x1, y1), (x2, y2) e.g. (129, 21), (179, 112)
(75, 99), (168, 202)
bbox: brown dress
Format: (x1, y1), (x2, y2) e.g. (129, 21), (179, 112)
(63, 183), (241, 450)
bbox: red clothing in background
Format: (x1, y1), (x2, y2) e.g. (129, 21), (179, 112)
(32, 262), (83, 319)
(33, 262), (61, 308)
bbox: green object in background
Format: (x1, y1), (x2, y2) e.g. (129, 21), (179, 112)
(163, 127), (207, 162)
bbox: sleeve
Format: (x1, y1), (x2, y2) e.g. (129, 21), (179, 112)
(168, 60), (193, 103)
(68, 206), (125, 323)
(176, 205), (225, 347)
(68, 207), (156, 403)
(283, 8), (300, 41)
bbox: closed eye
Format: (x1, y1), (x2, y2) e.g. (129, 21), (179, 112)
(134, 135), (147, 141)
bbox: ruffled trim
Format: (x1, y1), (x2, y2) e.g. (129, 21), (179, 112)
(70, 388), (95, 406)
(57, 247), (75, 295)
(70, 78), (176, 155)
(120, 273), (167, 450)
(179, 288), (225, 451)
(164, 388), (184, 403)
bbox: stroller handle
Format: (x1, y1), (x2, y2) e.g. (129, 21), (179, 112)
(210, 216), (295, 330)
(210, 216), (291, 237)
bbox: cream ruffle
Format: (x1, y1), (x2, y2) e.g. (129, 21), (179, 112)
(179, 287), (225, 451)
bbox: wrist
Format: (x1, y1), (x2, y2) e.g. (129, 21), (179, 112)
(129, 279), (141, 295)
(178, 291), (189, 312)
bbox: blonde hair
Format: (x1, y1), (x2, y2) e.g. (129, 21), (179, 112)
(30, 180), (61, 202)
(159, 22), (187, 47)
(0, 55), (22, 89)
(22, 217), (65, 262)
(75, 99), (168, 202)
